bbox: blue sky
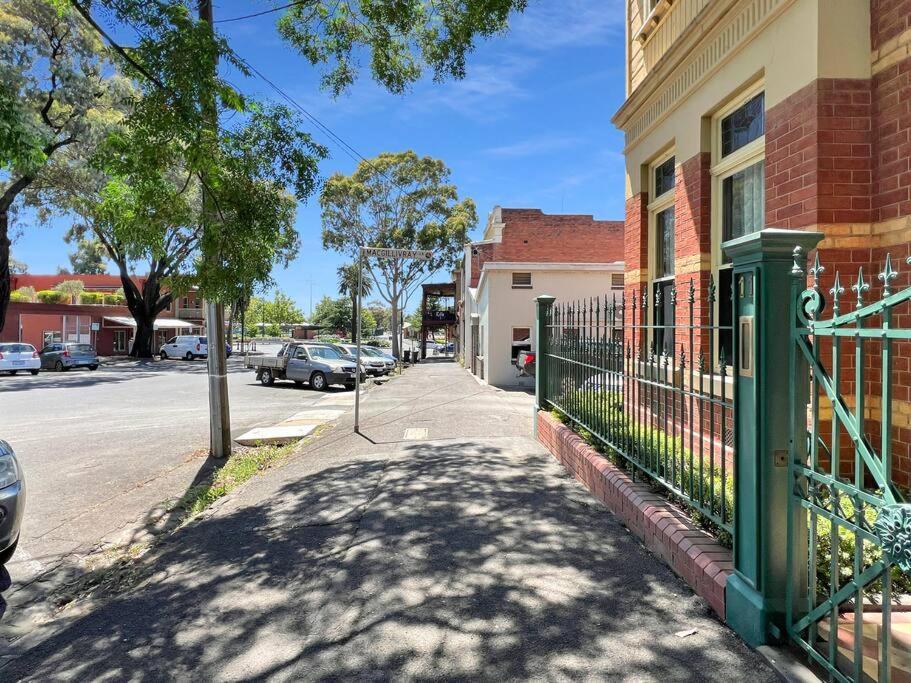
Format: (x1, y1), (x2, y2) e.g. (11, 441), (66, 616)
(12, 0), (628, 316)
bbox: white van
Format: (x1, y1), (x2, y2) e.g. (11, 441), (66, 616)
(158, 336), (208, 360)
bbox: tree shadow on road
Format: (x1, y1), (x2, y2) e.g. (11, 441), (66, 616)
(2, 441), (774, 682)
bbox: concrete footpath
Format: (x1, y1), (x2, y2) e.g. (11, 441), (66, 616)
(2, 360), (776, 681)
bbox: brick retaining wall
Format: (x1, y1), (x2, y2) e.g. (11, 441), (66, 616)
(536, 409), (733, 619)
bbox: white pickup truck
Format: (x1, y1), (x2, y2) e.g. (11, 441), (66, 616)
(246, 342), (361, 391)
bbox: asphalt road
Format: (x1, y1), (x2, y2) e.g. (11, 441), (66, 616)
(0, 349), (338, 586)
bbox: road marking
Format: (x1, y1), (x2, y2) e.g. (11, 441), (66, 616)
(403, 428), (429, 440)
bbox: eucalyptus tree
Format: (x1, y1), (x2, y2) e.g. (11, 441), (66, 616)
(0, 0), (129, 331)
(321, 151), (475, 359)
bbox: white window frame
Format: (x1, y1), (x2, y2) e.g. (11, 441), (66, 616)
(710, 81), (765, 366)
(646, 149), (676, 356)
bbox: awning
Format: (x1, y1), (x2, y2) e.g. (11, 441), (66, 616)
(103, 316), (197, 330)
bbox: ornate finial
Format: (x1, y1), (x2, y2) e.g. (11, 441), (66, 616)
(809, 252), (825, 291)
(830, 271), (845, 313)
(679, 345), (686, 369)
(879, 253), (898, 297)
(792, 245), (806, 276)
(852, 267), (870, 309)
(670, 284), (678, 306)
(697, 351), (705, 373)
(719, 346), (728, 375)
(707, 273), (716, 303)
(655, 286), (662, 307)
(688, 277), (696, 304)
(642, 287), (648, 310)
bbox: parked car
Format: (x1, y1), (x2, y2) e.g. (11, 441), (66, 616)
(0, 343), (40, 376)
(245, 342), (361, 390)
(39, 342), (99, 371)
(0, 440), (25, 566)
(159, 336), (208, 360)
(515, 349), (536, 377)
(339, 344), (394, 375)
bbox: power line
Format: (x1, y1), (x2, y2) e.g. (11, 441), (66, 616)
(214, 0), (315, 24)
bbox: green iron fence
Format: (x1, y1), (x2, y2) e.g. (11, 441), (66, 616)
(787, 251), (911, 682)
(540, 277), (735, 537)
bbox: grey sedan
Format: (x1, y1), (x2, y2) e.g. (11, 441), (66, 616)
(0, 440), (25, 566)
(39, 342), (100, 371)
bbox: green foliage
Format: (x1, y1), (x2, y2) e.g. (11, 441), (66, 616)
(553, 391), (734, 548)
(79, 292), (104, 305)
(813, 496), (911, 598)
(53, 279), (85, 302)
(276, 0), (529, 96)
(244, 291), (305, 337)
(36, 289), (69, 304)
(320, 150), (475, 357)
(12, 286), (35, 302)
(64, 228), (108, 274)
(311, 296), (376, 337)
(103, 292), (125, 306)
(9, 290), (30, 303)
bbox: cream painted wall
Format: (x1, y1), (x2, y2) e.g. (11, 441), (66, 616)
(475, 267), (624, 388)
(622, 0), (871, 196)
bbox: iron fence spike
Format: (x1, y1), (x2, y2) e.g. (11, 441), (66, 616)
(851, 266), (870, 309)
(707, 272), (716, 303)
(809, 252), (825, 290)
(688, 277), (696, 303)
(878, 253), (898, 297)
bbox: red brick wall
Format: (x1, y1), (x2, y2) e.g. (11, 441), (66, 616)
(871, 58), (911, 221)
(765, 79), (872, 228)
(871, 0), (911, 52)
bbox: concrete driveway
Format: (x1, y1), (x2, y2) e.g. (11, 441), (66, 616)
(0, 356), (343, 587)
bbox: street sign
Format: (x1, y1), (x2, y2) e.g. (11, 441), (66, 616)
(362, 247), (433, 260)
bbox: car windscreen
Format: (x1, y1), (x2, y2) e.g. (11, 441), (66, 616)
(0, 344), (34, 353)
(359, 347), (383, 357)
(307, 346), (342, 360)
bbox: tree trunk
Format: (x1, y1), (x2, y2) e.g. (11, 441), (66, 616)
(390, 297), (400, 360)
(0, 210), (10, 334)
(131, 314), (156, 358)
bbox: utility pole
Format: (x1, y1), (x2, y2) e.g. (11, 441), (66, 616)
(199, 0), (231, 459)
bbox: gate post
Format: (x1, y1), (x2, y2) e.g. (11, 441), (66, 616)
(535, 295), (555, 420)
(721, 229), (823, 647)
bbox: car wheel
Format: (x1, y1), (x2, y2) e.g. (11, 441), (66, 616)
(310, 371), (328, 391)
(30, 370), (39, 376)
(55, 360), (64, 372)
(89, 365), (98, 371)
(345, 381), (355, 391)
(260, 369), (275, 386)
(0, 536), (18, 566)
(159, 350), (168, 360)
(185, 352), (194, 361)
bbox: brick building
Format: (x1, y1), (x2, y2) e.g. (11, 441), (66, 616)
(457, 207), (624, 387)
(4, 274), (205, 355)
(613, 0), (911, 483)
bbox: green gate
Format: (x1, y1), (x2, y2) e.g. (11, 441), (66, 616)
(787, 249), (911, 681)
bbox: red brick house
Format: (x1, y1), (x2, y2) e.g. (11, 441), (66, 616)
(457, 207), (624, 387)
(613, 0), (911, 484)
(4, 274), (205, 355)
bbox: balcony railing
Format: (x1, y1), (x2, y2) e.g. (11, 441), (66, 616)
(177, 307), (205, 320)
(423, 310), (456, 323)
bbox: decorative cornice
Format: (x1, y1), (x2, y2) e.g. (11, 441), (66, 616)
(614, 0), (792, 149)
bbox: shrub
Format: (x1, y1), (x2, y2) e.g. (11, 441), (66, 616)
(12, 286), (36, 302)
(10, 290), (31, 303)
(79, 292), (104, 305)
(53, 279), (85, 303)
(103, 293), (126, 306)
(36, 290), (70, 304)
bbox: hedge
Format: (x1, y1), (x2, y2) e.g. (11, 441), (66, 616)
(36, 290), (70, 304)
(79, 292), (104, 305)
(103, 293), (126, 306)
(10, 291), (32, 303)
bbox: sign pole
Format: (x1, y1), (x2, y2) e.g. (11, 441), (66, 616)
(355, 246), (364, 433)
